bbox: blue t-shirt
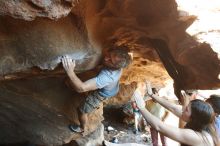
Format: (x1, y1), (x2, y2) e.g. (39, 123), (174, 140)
(94, 68), (122, 98)
(215, 116), (220, 137)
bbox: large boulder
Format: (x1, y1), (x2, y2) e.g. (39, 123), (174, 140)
(0, 76), (103, 145)
(0, 0), (219, 145)
(0, 0), (75, 21)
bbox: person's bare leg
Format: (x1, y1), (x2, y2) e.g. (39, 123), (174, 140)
(134, 112), (139, 131)
(150, 127), (159, 146)
(159, 132), (167, 146)
(79, 113), (87, 131)
(78, 109), (87, 131)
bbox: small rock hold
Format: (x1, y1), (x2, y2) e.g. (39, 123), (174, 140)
(30, 0), (52, 9)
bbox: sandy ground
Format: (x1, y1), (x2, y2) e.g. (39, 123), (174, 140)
(103, 107), (180, 146)
(103, 108), (151, 145)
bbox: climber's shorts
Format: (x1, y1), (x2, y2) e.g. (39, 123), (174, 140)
(79, 91), (106, 114)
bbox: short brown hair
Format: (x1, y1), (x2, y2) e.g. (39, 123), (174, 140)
(109, 46), (132, 68)
(206, 94), (220, 114)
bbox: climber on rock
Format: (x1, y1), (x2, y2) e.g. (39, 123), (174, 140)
(61, 46), (132, 133)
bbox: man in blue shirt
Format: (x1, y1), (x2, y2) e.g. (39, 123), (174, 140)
(61, 47), (132, 133)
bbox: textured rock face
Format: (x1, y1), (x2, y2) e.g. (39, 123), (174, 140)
(0, 0), (75, 21)
(0, 15), (100, 75)
(0, 0), (219, 145)
(0, 77), (103, 145)
(77, 0), (220, 94)
(75, 124), (104, 146)
(1, 0), (219, 90)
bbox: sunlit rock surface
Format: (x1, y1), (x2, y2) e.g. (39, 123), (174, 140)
(177, 0), (220, 53)
(0, 0), (219, 145)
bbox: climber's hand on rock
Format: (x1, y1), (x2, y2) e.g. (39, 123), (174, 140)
(61, 55), (76, 73)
